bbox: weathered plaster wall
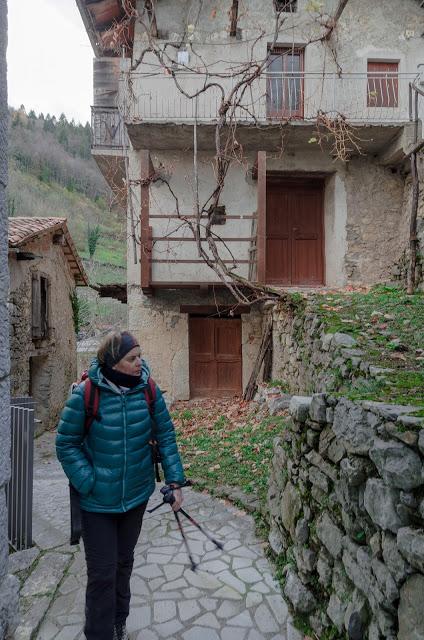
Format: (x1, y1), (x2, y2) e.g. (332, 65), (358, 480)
(132, 0), (424, 124)
(344, 160), (406, 284)
(324, 174), (348, 287)
(135, 0), (424, 74)
(0, 0), (20, 634)
(9, 234), (77, 431)
(128, 286), (263, 401)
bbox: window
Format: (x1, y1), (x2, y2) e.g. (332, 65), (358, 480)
(267, 47), (304, 118)
(367, 61), (399, 108)
(274, 0), (297, 11)
(32, 273), (49, 340)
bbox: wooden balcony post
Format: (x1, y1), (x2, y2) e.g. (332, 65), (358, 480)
(256, 151), (267, 284)
(140, 149), (152, 294)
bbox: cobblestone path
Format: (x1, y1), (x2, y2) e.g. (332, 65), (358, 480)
(12, 432), (299, 640)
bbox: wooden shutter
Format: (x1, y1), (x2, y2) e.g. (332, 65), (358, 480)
(31, 273), (41, 339)
(40, 276), (49, 339)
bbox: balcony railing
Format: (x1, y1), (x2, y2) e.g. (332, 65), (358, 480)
(125, 71), (421, 126)
(91, 105), (128, 150)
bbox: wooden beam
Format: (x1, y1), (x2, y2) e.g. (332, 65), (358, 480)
(140, 150), (152, 294)
(229, 0), (239, 37)
(180, 304), (251, 315)
(256, 151), (267, 284)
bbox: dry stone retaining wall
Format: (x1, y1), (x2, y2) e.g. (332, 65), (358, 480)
(267, 393), (424, 640)
(271, 304), (389, 396)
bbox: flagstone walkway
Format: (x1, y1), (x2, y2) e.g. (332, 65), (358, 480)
(11, 432), (301, 640)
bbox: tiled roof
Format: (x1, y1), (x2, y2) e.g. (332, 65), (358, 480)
(8, 217), (67, 247)
(8, 217), (88, 286)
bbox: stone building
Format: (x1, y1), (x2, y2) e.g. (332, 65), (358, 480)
(0, 0), (20, 635)
(76, 0), (424, 401)
(8, 217), (88, 431)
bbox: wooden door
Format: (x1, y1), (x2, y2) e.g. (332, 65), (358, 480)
(189, 317), (242, 398)
(266, 181), (324, 285)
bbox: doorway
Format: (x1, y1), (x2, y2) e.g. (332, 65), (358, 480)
(188, 316), (242, 398)
(266, 178), (324, 285)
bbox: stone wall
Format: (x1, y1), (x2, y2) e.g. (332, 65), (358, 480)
(392, 164), (424, 290)
(344, 159), (406, 285)
(271, 302), (379, 396)
(0, 0), (20, 635)
(9, 234), (78, 431)
(267, 393), (424, 639)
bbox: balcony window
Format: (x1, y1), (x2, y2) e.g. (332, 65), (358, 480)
(274, 0), (297, 11)
(267, 47), (304, 118)
(367, 61), (399, 108)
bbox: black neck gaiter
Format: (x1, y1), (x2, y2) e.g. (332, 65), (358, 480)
(102, 365), (141, 389)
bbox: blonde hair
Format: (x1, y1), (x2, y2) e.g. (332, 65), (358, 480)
(97, 330), (135, 367)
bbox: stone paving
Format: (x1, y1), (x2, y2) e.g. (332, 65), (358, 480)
(10, 432), (301, 640)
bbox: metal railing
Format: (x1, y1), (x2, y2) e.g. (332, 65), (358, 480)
(6, 397), (35, 550)
(91, 105), (128, 150)
(125, 71), (421, 125)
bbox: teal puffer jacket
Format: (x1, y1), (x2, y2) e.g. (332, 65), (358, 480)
(56, 360), (186, 513)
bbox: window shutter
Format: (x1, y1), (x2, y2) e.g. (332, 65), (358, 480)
(31, 273), (41, 339)
(40, 276), (49, 338)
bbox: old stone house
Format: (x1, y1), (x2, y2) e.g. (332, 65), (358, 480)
(8, 217), (88, 431)
(77, 0), (424, 401)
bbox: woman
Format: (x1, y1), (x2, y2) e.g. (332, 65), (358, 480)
(56, 331), (186, 640)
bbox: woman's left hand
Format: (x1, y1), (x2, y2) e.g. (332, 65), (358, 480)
(171, 488), (183, 512)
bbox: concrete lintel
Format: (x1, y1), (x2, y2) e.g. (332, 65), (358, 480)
(378, 122), (421, 166)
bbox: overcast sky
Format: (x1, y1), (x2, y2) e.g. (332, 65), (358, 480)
(8, 0), (93, 124)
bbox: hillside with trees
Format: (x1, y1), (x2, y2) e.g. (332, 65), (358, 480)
(8, 107), (127, 332)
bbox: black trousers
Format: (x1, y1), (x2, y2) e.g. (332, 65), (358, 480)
(81, 503), (147, 640)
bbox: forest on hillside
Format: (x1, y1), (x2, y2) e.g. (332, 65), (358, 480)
(7, 107), (127, 334)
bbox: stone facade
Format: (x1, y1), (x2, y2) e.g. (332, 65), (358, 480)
(0, 0), (20, 636)
(9, 233), (80, 431)
(392, 162), (424, 289)
(128, 286), (263, 401)
(267, 393), (424, 639)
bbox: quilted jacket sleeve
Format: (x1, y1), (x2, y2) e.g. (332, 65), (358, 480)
(153, 385), (186, 486)
(56, 387), (95, 496)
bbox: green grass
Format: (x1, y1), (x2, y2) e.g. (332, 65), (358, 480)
(309, 285), (424, 406)
(174, 409), (287, 504)
(9, 163), (127, 283)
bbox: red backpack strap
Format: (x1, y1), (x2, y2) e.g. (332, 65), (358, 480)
(83, 379), (100, 433)
(144, 377), (157, 416)
(144, 377), (161, 482)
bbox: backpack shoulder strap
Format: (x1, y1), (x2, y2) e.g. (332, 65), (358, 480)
(83, 379), (100, 433)
(144, 377), (157, 417)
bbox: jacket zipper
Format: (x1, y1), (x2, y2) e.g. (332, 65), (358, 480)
(122, 392), (127, 511)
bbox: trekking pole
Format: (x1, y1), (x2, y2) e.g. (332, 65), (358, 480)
(174, 511), (198, 572)
(147, 484), (224, 570)
(178, 507), (224, 550)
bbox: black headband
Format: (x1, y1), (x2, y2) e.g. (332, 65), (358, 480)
(104, 332), (140, 368)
